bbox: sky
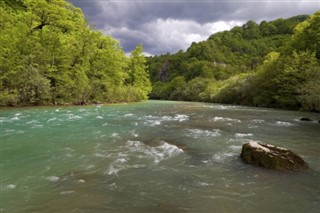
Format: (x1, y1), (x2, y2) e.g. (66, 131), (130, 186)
(70, 0), (320, 56)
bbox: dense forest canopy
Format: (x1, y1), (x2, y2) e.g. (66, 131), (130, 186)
(147, 11), (320, 111)
(0, 0), (151, 106)
(1, 0), (319, 111)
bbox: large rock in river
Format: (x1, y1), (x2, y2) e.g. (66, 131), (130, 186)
(240, 141), (308, 171)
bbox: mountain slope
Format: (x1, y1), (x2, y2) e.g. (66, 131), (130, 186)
(147, 12), (320, 111)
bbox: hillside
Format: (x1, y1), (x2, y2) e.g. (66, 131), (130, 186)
(147, 12), (320, 111)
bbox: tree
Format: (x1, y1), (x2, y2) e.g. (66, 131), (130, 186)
(184, 77), (211, 101)
(289, 11), (320, 59)
(298, 67), (320, 111)
(184, 60), (216, 81)
(273, 51), (317, 109)
(127, 45), (152, 101)
(0, 0), (150, 106)
(18, 64), (50, 105)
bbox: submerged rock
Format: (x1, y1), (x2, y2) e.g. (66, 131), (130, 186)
(300, 117), (312, 121)
(240, 141), (308, 171)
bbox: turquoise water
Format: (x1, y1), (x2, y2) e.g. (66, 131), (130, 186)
(1, 100), (320, 212)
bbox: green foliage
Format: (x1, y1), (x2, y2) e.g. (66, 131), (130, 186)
(0, 0), (24, 10)
(18, 64), (51, 105)
(184, 77), (211, 101)
(289, 11), (320, 59)
(127, 45), (152, 100)
(184, 60), (216, 80)
(147, 11), (319, 111)
(250, 52), (281, 107)
(150, 76), (187, 100)
(0, 0), (151, 106)
(213, 74), (253, 105)
(273, 51), (318, 108)
(298, 67), (320, 111)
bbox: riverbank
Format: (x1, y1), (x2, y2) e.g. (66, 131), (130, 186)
(2, 99), (320, 114)
(0, 100), (145, 109)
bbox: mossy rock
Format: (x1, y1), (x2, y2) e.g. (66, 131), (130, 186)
(240, 141), (308, 171)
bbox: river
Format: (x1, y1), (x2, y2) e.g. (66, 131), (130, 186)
(1, 100), (319, 212)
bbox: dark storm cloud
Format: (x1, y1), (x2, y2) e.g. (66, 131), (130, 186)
(70, 0), (320, 55)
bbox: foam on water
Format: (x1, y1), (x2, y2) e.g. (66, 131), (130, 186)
(275, 121), (294, 127)
(105, 151), (130, 175)
(211, 144), (243, 163)
(108, 182), (118, 190)
(66, 114), (82, 121)
(6, 184), (16, 190)
(144, 120), (161, 126)
(111, 133), (120, 138)
(174, 114), (189, 122)
(124, 113), (135, 117)
(211, 117), (241, 123)
(126, 140), (183, 164)
(60, 190), (75, 195)
(96, 116), (103, 119)
(107, 164), (122, 175)
(212, 152), (237, 163)
(141, 114), (189, 127)
(0, 117), (9, 123)
(116, 158), (127, 163)
(32, 124), (43, 128)
(195, 182), (210, 187)
(203, 105), (236, 110)
(129, 130), (139, 137)
(86, 164), (95, 169)
(235, 133), (253, 138)
(228, 145), (242, 151)
(47, 117), (58, 122)
(251, 119), (265, 123)
(95, 153), (107, 158)
(160, 116), (172, 121)
(78, 179), (86, 183)
(26, 120), (40, 124)
(187, 128), (221, 138)
(65, 153), (74, 158)
(11, 116), (20, 121)
(46, 176), (60, 182)
(64, 147), (75, 152)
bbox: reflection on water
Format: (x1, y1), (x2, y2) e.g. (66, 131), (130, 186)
(1, 100), (320, 212)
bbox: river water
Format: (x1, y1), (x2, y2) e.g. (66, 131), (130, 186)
(1, 100), (319, 212)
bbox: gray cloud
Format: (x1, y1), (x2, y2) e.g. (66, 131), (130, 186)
(70, 0), (319, 55)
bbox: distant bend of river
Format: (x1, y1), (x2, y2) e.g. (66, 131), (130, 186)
(1, 100), (320, 212)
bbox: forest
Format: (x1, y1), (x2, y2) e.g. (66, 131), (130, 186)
(1, 0), (319, 111)
(147, 11), (320, 111)
(0, 0), (151, 106)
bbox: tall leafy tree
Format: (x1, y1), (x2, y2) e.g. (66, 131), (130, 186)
(126, 45), (152, 101)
